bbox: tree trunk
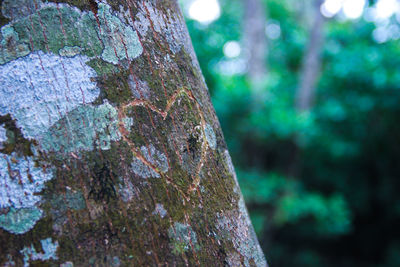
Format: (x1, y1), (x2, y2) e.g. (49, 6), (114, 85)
(242, 0), (267, 87)
(0, 0), (267, 266)
(295, 0), (324, 111)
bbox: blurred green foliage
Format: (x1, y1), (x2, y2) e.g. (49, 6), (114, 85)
(184, 0), (400, 266)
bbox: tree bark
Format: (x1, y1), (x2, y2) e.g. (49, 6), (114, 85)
(295, 0), (324, 111)
(0, 0), (267, 266)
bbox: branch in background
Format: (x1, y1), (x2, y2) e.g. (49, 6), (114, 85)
(296, 0), (325, 111)
(243, 0), (268, 85)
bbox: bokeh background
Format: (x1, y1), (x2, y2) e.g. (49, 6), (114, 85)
(180, 0), (400, 266)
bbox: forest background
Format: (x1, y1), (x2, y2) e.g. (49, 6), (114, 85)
(181, 0), (400, 266)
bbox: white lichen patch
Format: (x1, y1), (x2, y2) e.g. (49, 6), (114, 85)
(152, 203), (167, 218)
(134, 2), (198, 65)
(97, 3), (143, 64)
(0, 124), (7, 149)
(118, 180), (136, 203)
(224, 150), (236, 178)
(216, 198), (267, 267)
(0, 51), (99, 140)
(204, 123), (217, 150)
(123, 117), (134, 129)
(133, 7), (150, 37)
(3, 254), (16, 267)
(224, 149), (240, 194)
(128, 76), (151, 100)
(168, 222), (199, 254)
(21, 237), (58, 267)
(110, 256), (121, 267)
(60, 262), (74, 267)
(0, 153), (53, 234)
(41, 102), (122, 153)
(0, 153), (53, 209)
(131, 144), (168, 178)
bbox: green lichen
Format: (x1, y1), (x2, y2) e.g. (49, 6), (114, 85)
(0, 207), (43, 234)
(1, 0), (37, 21)
(0, 3), (102, 64)
(168, 222), (199, 255)
(0, 1), (143, 75)
(0, 24), (30, 64)
(51, 190), (86, 212)
(97, 3), (143, 64)
(86, 58), (119, 77)
(59, 46), (82, 57)
(41, 102), (122, 154)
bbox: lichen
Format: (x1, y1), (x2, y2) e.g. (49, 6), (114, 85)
(59, 46), (82, 57)
(60, 262), (74, 267)
(118, 180), (136, 203)
(0, 2), (101, 64)
(88, 255), (121, 267)
(134, 2), (197, 64)
(0, 153), (53, 209)
(1, 0), (38, 21)
(131, 144), (168, 178)
(3, 254), (16, 267)
(224, 149), (236, 178)
(152, 203), (167, 218)
(128, 76), (151, 100)
(21, 237), (58, 266)
(204, 124), (217, 150)
(97, 3), (142, 64)
(41, 102), (122, 154)
(86, 58), (119, 76)
(224, 149), (239, 193)
(123, 117), (134, 129)
(0, 24), (30, 64)
(0, 51), (99, 140)
(168, 222), (199, 255)
(50, 190), (86, 233)
(0, 152), (53, 233)
(49, 190), (86, 226)
(216, 198), (267, 267)
(110, 256), (121, 267)
(0, 207), (43, 234)
(0, 124), (6, 148)
(0, 1), (143, 74)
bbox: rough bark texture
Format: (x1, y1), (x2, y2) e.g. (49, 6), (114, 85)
(295, 0), (324, 111)
(0, 0), (266, 266)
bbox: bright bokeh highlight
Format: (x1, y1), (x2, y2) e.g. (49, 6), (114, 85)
(265, 22), (281, 40)
(223, 41), (241, 58)
(342, 0), (366, 19)
(188, 0), (221, 24)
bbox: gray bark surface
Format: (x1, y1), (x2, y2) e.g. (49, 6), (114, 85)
(0, 0), (266, 266)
